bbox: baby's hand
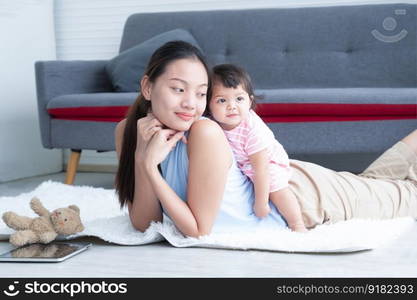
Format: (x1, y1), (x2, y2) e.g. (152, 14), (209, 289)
(253, 202), (271, 218)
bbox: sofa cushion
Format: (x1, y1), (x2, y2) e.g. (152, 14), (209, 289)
(256, 88), (417, 104)
(105, 29), (201, 92)
(120, 6), (417, 90)
(47, 88), (417, 123)
(256, 88), (417, 122)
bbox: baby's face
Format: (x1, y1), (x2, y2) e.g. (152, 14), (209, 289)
(209, 83), (252, 130)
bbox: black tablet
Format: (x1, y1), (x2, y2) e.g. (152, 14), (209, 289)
(0, 242), (92, 263)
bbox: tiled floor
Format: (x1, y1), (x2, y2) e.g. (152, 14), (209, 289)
(0, 172), (416, 277)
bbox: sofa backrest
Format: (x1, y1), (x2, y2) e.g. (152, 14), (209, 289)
(120, 4), (416, 89)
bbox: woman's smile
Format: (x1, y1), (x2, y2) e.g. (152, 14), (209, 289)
(176, 112), (195, 121)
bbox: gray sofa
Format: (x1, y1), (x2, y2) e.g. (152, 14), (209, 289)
(35, 3), (417, 184)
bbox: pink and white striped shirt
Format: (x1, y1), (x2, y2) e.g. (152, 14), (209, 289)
(222, 109), (292, 192)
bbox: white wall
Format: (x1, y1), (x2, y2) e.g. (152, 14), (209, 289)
(54, 0), (415, 169)
(0, 0), (62, 182)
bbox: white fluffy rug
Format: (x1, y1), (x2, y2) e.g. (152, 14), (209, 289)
(0, 181), (415, 253)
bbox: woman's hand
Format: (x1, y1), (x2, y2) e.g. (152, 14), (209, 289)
(144, 129), (185, 168)
(135, 113), (163, 163)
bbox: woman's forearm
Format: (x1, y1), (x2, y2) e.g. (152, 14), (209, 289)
(128, 160), (163, 232)
(145, 164), (200, 237)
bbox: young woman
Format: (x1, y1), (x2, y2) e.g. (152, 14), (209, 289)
(115, 41), (417, 237)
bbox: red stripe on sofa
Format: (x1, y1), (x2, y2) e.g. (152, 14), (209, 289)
(48, 106), (129, 118)
(256, 103), (417, 122)
(256, 103), (417, 116)
(48, 103), (417, 123)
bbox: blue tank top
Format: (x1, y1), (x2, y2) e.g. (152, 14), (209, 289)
(160, 126), (288, 235)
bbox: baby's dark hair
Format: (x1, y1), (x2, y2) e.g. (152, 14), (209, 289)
(208, 64), (260, 110)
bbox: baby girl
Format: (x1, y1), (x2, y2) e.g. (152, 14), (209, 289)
(207, 64), (307, 232)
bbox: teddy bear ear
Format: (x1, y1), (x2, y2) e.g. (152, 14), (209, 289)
(68, 205), (80, 214)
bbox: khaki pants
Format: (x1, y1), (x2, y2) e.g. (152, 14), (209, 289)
(288, 141), (417, 228)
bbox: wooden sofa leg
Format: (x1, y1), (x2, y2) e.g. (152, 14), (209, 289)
(65, 149), (82, 185)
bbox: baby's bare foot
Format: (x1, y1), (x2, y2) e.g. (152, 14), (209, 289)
(290, 224), (308, 233)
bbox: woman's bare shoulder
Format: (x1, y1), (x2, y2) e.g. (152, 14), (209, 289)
(189, 118), (224, 138)
(188, 119), (231, 164)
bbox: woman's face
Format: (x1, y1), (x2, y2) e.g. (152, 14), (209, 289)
(145, 58), (209, 131)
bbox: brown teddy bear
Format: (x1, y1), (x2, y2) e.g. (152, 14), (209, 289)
(1, 197), (84, 247)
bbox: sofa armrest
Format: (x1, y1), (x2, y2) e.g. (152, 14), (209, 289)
(35, 60), (113, 148)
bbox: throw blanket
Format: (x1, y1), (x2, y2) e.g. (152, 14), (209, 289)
(0, 181), (414, 253)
